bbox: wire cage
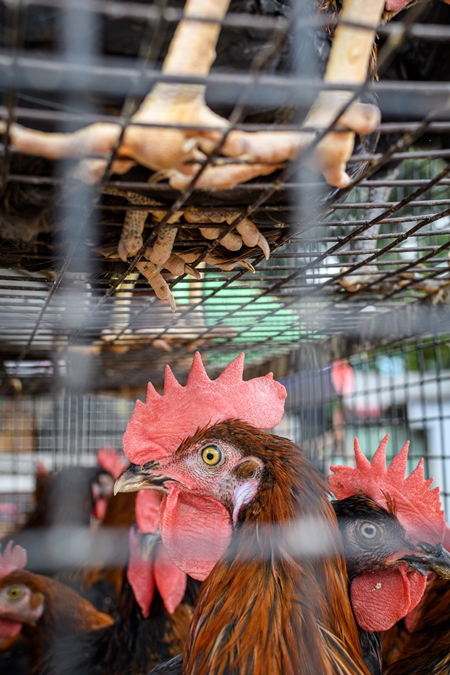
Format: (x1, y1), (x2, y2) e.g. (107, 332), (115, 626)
(1, 0), (450, 671)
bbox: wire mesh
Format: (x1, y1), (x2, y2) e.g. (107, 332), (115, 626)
(2, 3), (450, 672)
(0, 0), (448, 394)
(276, 335), (450, 516)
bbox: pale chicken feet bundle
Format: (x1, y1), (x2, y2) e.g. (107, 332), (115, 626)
(3, 0), (384, 191)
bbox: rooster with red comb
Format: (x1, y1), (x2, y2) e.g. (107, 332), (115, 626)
(115, 354), (450, 675)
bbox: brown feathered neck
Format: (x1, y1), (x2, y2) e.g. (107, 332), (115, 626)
(183, 422), (369, 675)
(2, 570), (113, 655)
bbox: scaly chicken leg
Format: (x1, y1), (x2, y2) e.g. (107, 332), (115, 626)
(5, 0), (382, 190)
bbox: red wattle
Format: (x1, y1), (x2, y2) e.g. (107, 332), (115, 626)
(160, 484), (232, 581)
(0, 619), (22, 638)
(135, 490), (161, 534)
(126, 527), (155, 618)
(154, 543), (187, 614)
(351, 565), (426, 632)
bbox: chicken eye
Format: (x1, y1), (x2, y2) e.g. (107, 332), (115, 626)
(201, 445), (222, 466)
(7, 586), (23, 601)
(359, 522), (378, 539)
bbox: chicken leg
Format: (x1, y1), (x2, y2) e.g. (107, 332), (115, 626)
(169, 0), (385, 190)
(5, 0), (382, 190)
(6, 0), (239, 183)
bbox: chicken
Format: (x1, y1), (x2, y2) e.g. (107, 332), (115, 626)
(328, 436), (450, 634)
(115, 354), (450, 674)
(119, 417), (370, 674)
(0, 541), (113, 674)
(113, 353), (367, 673)
(3, 465), (115, 576)
(332, 494), (450, 675)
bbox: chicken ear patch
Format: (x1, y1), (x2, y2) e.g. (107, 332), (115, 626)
(123, 352), (287, 465)
(329, 435), (445, 544)
(350, 564), (426, 631)
(159, 483), (232, 581)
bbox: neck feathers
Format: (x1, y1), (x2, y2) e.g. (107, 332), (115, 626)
(184, 433), (369, 675)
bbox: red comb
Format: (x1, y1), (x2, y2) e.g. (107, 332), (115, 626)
(329, 435), (445, 545)
(97, 447), (129, 480)
(124, 352), (287, 464)
(0, 541), (27, 576)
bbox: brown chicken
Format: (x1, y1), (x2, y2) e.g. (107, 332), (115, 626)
(0, 542), (113, 674)
(119, 418), (369, 674)
(114, 354), (366, 673)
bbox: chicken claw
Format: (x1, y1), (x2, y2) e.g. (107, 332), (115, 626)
(184, 208), (271, 259)
(105, 186), (182, 263)
(136, 261), (177, 312)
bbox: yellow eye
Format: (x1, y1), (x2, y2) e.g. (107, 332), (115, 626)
(7, 586), (23, 601)
(201, 445), (222, 466)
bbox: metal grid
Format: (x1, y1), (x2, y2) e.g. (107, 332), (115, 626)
(276, 335), (450, 516)
(0, 392), (135, 535)
(0, 0), (450, 394)
(3, 336), (450, 535)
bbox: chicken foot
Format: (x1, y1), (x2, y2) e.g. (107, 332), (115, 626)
(169, 0), (384, 191)
(103, 187), (262, 304)
(184, 207), (271, 259)
(5, 0), (240, 184)
(4, 0), (382, 192)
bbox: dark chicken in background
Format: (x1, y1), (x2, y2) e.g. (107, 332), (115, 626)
(0, 465), (114, 573)
(333, 494), (450, 675)
(35, 573), (200, 675)
(0, 450), (201, 675)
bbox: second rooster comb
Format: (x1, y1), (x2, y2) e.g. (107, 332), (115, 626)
(123, 352), (287, 464)
(329, 435), (446, 545)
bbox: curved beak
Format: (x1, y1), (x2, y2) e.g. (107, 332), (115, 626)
(400, 543), (450, 579)
(114, 462), (168, 495)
